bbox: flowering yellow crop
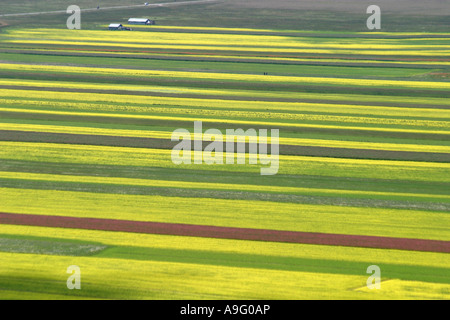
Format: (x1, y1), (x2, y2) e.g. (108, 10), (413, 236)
(2, 122), (449, 153)
(1, 82), (448, 108)
(1, 142), (449, 183)
(1, 105), (449, 136)
(8, 39), (450, 57)
(5, 28), (449, 51)
(2, 62), (450, 90)
(25, 47), (450, 66)
(1, 81), (449, 120)
(1, 171), (448, 202)
(1, 104), (449, 138)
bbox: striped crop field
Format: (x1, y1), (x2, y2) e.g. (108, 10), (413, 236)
(0, 22), (449, 301)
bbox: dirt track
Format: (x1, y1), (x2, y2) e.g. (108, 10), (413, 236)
(1, 212), (449, 253)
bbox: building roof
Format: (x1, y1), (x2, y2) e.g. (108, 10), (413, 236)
(128, 18), (150, 22)
(109, 24), (123, 27)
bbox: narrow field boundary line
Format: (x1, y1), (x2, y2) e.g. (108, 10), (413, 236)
(0, 213), (449, 253)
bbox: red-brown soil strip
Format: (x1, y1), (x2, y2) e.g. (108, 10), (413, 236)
(1, 213), (449, 253)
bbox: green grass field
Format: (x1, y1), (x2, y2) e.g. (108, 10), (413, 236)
(0, 0), (449, 300)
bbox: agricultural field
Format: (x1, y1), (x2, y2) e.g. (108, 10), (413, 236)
(0, 0), (449, 300)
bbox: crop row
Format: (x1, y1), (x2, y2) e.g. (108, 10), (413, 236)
(1, 84), (448, 120)
(5, 29), (450, 50)
(1, 187), (449, 241)
(1, 63), (450, 90)
(2, 121), (449, 153)
(1, 141), (449, 182)
(1, 171), (448, 203)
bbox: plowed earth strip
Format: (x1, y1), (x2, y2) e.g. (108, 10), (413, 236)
(0, 213), (449, 253)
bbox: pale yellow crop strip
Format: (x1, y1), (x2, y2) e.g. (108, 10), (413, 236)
(2, 63), (449, 90)
(1, 85), (449, 108)
(357, 31), (450, 36)
(1, 141), (449, 170)
(0, 251), (347, 300)
(10, 37), (450, 50)
(1, 106), (449, 136)
(12, 105), (448, 129)
(1, 87), (449, 121)
(1, 81), (449, 120)
(2, 99), (449, 130)
(2, 99), (448, 129)
(6, 40), (450, 57)
(1, 122), (450, 154)
(22, 47), (450, 66)
(0, 171), (448, 201)
(6, 29), (450, 50)
(5, 251), (441, 300)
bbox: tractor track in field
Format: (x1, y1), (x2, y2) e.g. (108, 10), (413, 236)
(0, 212), (449, 253)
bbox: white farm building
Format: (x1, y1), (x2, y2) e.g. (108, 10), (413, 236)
(128, 18), (155, 25)
(109, 23), (123, 30)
